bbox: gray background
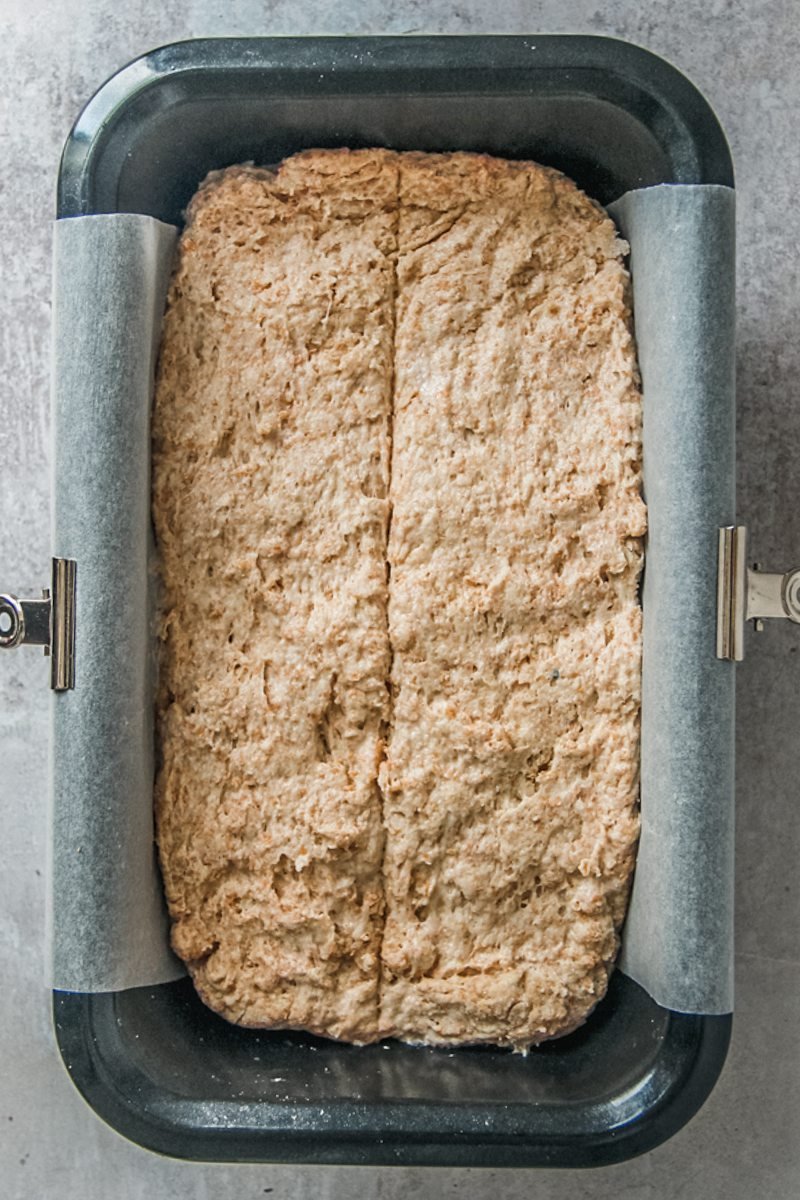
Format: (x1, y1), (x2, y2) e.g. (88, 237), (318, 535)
(1, 1), (797, 1196)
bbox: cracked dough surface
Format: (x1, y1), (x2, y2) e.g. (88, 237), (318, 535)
(152, 153), (396, 1040)
(153, 148), (645, 1049)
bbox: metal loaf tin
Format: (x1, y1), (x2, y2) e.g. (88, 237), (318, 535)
(53, 35), (734, 1167)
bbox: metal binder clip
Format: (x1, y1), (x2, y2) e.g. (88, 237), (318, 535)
(717, 527), (800, 661)
(0, 558), (76, 690)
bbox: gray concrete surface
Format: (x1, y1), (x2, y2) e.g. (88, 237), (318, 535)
(1, 1), (798, 1196)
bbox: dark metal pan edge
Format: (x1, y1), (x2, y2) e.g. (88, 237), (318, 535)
(52, 983), (731, 1167)
(57, 34), (733, 220)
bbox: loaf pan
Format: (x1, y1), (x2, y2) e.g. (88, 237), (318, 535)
(50, 36), (733, 1167)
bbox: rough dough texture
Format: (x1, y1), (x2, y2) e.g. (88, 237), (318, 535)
(153, 151), (398, 1040)
(379, 153), (645, 1048)
(153, 148), (646, 1049)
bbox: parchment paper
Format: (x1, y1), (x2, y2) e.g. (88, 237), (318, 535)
(49, 186), (736, 1012)
(610, 185), (736, 1014)
(50, 215), (182, 990)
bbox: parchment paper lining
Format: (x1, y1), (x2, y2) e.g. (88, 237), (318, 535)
(49, 185), (736, 1013)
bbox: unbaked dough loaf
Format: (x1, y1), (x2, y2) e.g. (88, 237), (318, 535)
(153, 148), (645, 1049)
